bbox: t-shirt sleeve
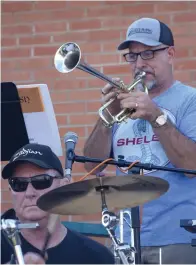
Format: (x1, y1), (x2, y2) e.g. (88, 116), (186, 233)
(178, 94), (196, 142)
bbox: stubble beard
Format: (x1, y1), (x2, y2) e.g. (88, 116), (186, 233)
(135, 79), (157, 92)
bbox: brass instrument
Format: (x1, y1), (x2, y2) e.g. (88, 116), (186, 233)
(54, 42), (148, 128)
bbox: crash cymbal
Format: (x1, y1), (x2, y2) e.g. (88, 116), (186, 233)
(37, 175), (169, 215)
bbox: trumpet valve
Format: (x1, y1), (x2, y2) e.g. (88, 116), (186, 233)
(118, 80), (126, 91)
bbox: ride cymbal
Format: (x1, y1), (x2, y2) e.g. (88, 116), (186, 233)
(37, 175), (169, 215)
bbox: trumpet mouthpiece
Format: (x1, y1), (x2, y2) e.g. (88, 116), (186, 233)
(136, 71), (146, 79)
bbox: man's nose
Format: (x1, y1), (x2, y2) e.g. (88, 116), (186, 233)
(135, 54), (147, 69)
(25, 183), (36, 197)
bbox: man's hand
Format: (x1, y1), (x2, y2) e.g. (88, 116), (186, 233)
(117, 90), (162, 123)
(23, 252), (46, 264)
(101, 78), (122, 115)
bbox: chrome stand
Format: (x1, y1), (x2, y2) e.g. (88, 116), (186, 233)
(97, 182), (136, 264)
(119, 210), (135, 263)
(102, 210), (136, 264)
(1, 219), (39, 265)
(116, 156), (141, 264)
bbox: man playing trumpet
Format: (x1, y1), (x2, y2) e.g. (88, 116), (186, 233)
(84, 17), (196, 264)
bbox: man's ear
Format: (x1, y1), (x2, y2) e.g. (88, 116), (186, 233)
(168, 46), (175, 64)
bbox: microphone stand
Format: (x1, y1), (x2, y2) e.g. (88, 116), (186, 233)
(1, 219), (39, 265)
(70, 153), (196, 264)
(73, 154), (196, 176)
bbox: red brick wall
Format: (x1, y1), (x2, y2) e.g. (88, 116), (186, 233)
(1, 1), (196, 226)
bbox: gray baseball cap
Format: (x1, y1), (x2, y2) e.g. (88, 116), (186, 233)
(118, 18), (174, 50)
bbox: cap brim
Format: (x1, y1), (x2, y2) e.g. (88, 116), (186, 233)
(118, 38), (162, 50)
(2, 158), (53, 179)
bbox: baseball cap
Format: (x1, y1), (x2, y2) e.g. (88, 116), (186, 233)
(118, 17), (174, 50)
(2, 143), (64, 179)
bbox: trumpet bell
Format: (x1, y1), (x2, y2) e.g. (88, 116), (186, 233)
(54, 42), (81, 73)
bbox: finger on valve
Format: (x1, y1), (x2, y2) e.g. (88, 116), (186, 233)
(101, 77), (121, 95)
(101, 91), (117, 104)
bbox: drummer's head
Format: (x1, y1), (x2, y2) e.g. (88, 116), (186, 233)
(2, 144), (69, 223)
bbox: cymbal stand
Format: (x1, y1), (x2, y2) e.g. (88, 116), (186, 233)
(119, 210), (135, 263)
(127, 166), (142, 264)
(96, 179), (136, 264)
(118, 155), (142, 264)
(180, 219), (196, 248)
(1, 219), (39, 265)
(192, 239), (196, 247)
(73, 154), (196, 263)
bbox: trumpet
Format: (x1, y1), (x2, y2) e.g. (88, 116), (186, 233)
(54, 42), (148, 128)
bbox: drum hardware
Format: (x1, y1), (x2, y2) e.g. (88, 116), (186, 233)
(118, 156), (142, 264)
(180, 219), (196, 249)
(53, 42), (148, 128)
(37, 174), (169, 264)
(98, 165), (140, 265)
(97, 178), (135, 264)
(37, 174), (169, 215)
(1, 219), (39, 265)
(101, 209), (136, 264)
(192, 239), (196, 247)
(37, 153), (196, 264)
(159, 248), (162, 265)
(119, 210), (135, 259)
(180, 219), (196, 234)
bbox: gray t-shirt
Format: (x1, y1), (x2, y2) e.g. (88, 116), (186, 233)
(112, 81), (196, 246)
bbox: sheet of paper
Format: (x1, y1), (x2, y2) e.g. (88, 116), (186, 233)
(17, 84), (62, 157)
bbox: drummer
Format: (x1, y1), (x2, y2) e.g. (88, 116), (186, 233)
(1, 143), (114, 264)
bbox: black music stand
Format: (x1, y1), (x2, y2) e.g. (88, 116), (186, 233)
(1, 82), (29, 161)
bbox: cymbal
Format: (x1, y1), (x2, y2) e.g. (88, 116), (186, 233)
(37, 175), (169, 215)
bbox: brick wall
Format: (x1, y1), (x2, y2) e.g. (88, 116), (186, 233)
(1, 0), (196, 235)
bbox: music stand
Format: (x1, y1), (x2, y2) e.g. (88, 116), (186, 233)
(1, 82), (29, 161)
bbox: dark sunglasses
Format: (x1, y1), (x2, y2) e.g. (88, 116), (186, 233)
(8, 174), (62, 192)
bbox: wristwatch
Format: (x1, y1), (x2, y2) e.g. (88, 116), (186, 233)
(152, 112), (168, 128)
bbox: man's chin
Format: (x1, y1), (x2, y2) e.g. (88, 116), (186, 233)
(145, 80), (157, 90)
(135, 80), (156, 92)
(23, 206), (47, 221)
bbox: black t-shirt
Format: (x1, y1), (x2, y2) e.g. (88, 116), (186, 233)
(1, 209), (114, 264)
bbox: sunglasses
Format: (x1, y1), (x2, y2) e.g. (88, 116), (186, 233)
(8, 174), (62, 192)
